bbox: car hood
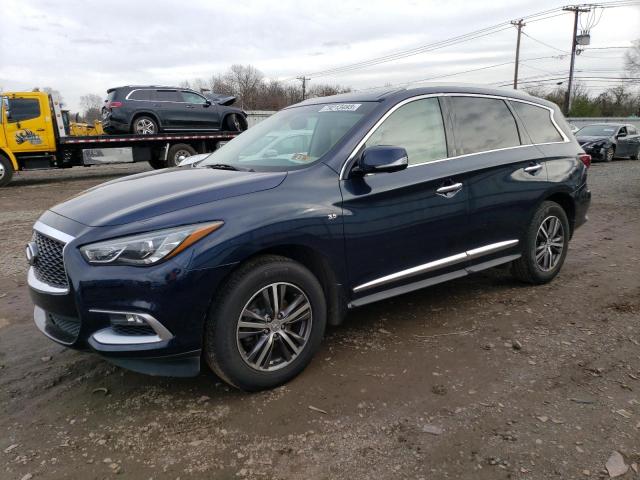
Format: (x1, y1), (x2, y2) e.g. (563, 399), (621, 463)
(50, 168), (286, 227)
(576, 135), (610, 145)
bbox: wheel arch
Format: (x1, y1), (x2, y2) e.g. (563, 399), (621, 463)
(129, 111), (162, 132)
(215, 244), (347, 326)
(544, 191), (576, 237)
(0, 148), (19, 170)
(221, 111), (248, 131)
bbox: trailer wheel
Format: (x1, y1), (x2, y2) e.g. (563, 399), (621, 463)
(148, 157), (166, 169)
(167, 144), (197, 167)
(0, 155), (14, 188)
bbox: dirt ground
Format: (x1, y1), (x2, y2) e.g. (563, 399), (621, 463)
(1, 160), (639, 480)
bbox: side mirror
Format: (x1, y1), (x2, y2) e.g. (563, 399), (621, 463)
(358, 146), (408, 174)
(204, 100), (212, 107)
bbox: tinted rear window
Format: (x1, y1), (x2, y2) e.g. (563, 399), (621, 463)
(156, 90), (181, 102)
(128, 89), (154, 101)
(510, 101), (563, 144)
(449, 97), (520, 155)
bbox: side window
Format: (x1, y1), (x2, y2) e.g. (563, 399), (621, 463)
(7, 98), (41, 123)
(618, 126), (627, 136)
(181, 92), (207, 104)
(365, 98), (447, 165)
(450, 97), (520, 155)
(128, 90), (153, 101)
(156, 90), (182, 102)
(510, 101), (563, 144)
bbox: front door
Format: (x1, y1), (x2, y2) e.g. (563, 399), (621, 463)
(340, 97), (472, 299)
(180, 91), (220, 130)
(4, 94), (53, 152)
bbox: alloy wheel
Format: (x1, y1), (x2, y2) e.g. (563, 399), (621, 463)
(236, 282), (312, 371)
(174, 149), (191, 163)
(535, 215), (564, 272)
(0, 163), (5, 179)
(135, 118), (156, 135)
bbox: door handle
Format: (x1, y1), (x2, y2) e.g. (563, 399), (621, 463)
(524, 164), (543, 174)
(186, 105), (195, 109)
(436, 182), (463, 197)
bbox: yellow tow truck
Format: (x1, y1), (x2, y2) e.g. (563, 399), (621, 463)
(0, 91), (239, 187)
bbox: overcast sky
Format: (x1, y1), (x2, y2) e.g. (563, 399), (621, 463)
(1, 0), (638, 111)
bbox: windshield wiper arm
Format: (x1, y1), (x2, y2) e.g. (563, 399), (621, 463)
(205, 163), (241, 171)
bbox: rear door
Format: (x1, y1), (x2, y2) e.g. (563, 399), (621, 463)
(341, 97), (473, 299)
(180, 91), (220, 130)
(615, 126), (638, 157)
(3, 94), (53, 152)
(153, 90), (183, 129)
(444, 95), (552, 261)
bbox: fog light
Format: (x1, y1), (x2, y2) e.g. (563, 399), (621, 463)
(111, 313), (147, 326)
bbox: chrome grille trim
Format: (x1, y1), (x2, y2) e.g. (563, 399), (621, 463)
(29, 222), (75, 295)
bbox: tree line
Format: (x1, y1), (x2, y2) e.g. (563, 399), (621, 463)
(68, 39), (638, 122)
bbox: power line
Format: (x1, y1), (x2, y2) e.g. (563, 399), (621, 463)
(521, 31), (570, 54)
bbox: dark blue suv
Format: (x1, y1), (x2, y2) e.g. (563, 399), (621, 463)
(27, 86), (591, 391)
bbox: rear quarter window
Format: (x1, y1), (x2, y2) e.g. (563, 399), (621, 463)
(449, 97), (520, 155)
(511, 101), (565, 144)
(128, 89), (154, 101)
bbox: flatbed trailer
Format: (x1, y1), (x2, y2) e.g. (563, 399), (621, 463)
(0, 91), (240, 187)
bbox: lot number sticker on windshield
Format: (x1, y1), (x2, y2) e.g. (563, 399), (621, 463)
(319, 103), (361, 112)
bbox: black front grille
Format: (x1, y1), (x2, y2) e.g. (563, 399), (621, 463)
(44, 312), (81, 344)
(112, 324), (156, 336)
(33, 231), (68, 289)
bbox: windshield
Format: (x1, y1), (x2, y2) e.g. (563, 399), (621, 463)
(200, 102), (376, 171)
(577, 125), (618, 136)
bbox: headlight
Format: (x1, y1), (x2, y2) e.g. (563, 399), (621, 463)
(80, 222), (223, 265)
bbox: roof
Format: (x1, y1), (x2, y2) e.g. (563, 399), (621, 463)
(290, 84), (557, 109)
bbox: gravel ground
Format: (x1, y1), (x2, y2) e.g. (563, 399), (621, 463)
(0, 160), (639, 480)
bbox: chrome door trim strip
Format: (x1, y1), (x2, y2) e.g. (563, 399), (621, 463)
(349, 253), (521, 308)
(353, 239), (519, 293)
(466, 239), (519, 259)
(339, 92), (569, 180)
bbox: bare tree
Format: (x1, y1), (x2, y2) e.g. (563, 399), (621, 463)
(79, 94), (103, 123)
(625, 39), (640, 77)
(224, 64), (264, 109)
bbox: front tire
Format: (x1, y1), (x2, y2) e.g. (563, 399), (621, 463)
(0, 155), (14, 187)
(604, 146), (614, 162)
(204, 255), (327, 391)
(224, 114), (247, 132)
(512, 201), (570, 284)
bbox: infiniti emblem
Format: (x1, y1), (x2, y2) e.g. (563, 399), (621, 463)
(25, 242), (38, 266)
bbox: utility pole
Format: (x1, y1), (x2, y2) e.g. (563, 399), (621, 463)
(511, 19), (525, 89)
(562, 5), (591, 115)
(297, 76), (310, 101)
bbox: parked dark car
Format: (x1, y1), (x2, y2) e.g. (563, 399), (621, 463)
(101, 86), (247, 135)
(28, 86), (591, 391)
(575, 123), (640, 162)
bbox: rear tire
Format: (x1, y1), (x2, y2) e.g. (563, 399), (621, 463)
(511, 201), (570, 284)
(0, 155), (14, 188)
(166, 144), (197, 167)
(204, 255), (326, 391)
(224, 114), (247, 132)
(131, 115), (159, 135)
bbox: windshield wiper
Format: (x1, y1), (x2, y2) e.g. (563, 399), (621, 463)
(205, 163), (245, 171)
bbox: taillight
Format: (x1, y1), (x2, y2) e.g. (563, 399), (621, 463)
(579, 153), (591, 168)
(108, 101), (122, 109)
